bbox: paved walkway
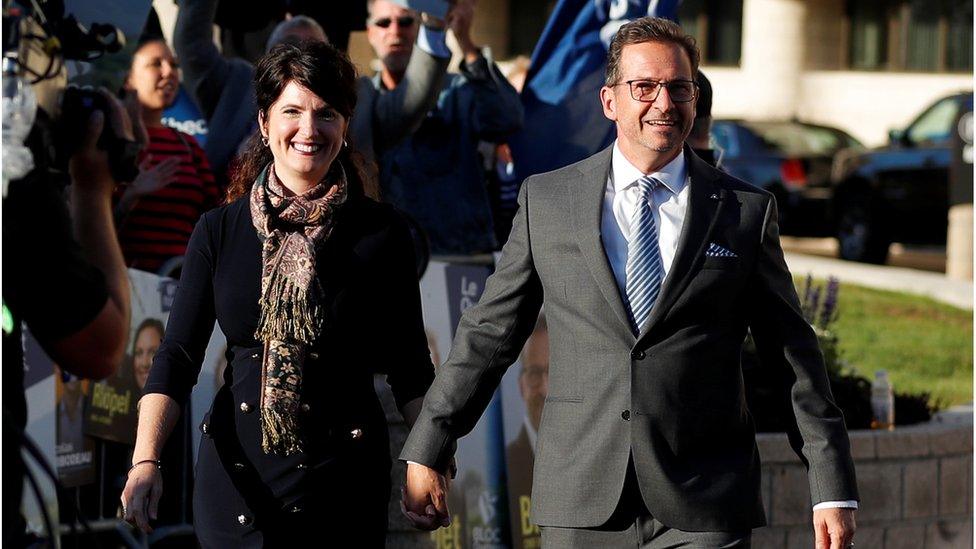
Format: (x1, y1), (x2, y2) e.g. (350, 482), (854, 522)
(784, 253), (974, 310)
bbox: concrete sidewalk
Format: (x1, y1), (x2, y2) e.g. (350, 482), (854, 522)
(784, 252), (974, 310)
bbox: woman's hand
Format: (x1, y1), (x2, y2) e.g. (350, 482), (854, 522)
(121, 461), (163, 533)
(118, 156), (181, 215)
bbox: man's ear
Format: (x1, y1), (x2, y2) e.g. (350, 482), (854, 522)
(600, 86), (617, 122)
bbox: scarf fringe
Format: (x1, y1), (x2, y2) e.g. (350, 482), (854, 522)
(261, 405), (304, 455)
(255, 274), (323, 344)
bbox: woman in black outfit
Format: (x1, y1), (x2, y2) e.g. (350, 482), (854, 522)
(121, 41), (435, 547)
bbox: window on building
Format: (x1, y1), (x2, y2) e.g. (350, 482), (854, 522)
(678, 0), (743, 66)
(846, 0), (973, 72)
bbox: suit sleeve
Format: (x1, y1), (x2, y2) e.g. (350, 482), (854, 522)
(370, 46), (449, 156)
(399, 178), (544, 473)
(747, 196), (859, 505)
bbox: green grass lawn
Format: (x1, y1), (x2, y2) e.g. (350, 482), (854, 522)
(804, 280), (973, 408)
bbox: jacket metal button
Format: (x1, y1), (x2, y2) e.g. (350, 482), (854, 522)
(288, 505), (303, 513)
(350, 428), (363, 440)
(233, 462), (246, 472)
(237, 514), (251, 526)
(296, 463), (308, 470)
(201, 423), (209, 434)
(240, 402), (253, 413)
(301, 403), (311, 413)
(621, 410), (631, 421)
(631, 350), (645, 360)
(251, 353), (260, 359)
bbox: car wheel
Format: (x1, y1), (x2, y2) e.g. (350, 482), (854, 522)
(835, 196), (890, 264)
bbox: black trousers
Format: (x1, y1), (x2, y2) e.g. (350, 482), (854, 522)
(541, 459), (752, 549)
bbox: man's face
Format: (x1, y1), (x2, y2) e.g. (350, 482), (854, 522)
(366, 0), (419, 76)
(519, 328), (550, 431)
(600, 41), (697, 171)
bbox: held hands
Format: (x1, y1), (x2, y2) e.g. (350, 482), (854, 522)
(813, 507), (856, 549)
(121, 461), (163, 533)
(401, 461), (451, 530)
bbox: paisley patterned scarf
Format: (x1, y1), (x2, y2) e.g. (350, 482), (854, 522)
(249, 163), (347, 454)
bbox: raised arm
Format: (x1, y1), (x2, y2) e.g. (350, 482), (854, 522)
(173, 0), (230, 120)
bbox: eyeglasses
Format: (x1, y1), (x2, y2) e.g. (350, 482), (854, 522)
(371, 15), (416, 29)
(615, 79), (698, 103)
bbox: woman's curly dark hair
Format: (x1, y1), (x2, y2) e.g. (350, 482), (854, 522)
(226, 40), (376, 202)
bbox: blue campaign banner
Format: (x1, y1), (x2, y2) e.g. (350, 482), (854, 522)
(162, 86), (209, 147)
(508, 0), (680, 182)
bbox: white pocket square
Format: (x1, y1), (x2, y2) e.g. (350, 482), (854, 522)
(705, 242), (737, 258)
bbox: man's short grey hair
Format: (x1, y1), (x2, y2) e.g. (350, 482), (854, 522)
(266, 15), (328, 52)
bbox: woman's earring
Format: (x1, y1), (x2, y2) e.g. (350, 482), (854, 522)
(261, 136), (269, 147)
(343, 139), (348, 148)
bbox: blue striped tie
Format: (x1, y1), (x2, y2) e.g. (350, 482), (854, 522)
(626, 176), (665, 332)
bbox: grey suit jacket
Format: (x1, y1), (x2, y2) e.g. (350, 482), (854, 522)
(400, 146), (858, 532)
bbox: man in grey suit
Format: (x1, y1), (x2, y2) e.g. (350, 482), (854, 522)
(401, 17), (858, 548)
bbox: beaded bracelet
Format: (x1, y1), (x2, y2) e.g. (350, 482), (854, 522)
(127, 459), (162, 477)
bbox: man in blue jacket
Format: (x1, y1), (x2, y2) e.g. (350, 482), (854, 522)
(368, 0), (524, 255)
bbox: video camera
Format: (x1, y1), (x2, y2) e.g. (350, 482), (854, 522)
(2, 0), (140, 185)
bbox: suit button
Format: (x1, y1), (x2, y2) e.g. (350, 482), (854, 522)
(239, 402), (253, 413)
(621, 410), (631, 421)
(232, 462), (246, 472)
(237, 514), (251, 526)
(631, 350), (645, 360)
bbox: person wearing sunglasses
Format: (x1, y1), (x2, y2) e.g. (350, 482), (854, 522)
(366, 0), (524, 255)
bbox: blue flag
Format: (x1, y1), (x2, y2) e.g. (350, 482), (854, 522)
(509, 0), (680, 181)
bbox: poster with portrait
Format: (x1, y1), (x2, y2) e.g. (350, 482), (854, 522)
(53, 365), (97, 487)
(85, 269), (175, 446)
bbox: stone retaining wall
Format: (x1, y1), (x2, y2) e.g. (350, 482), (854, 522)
(754, 414), (973, 549)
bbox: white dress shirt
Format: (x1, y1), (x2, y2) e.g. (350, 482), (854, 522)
(600, 141), (857, 512)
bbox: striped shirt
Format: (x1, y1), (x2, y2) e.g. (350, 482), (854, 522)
(116, 127), (220, 274)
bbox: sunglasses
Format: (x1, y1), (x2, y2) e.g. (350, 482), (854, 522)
(372, 15), (416, 28)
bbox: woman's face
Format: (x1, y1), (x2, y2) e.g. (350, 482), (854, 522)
(133, 326), (162, 390)
(260, 80), (347, 188)
(126, 41), (179, 111)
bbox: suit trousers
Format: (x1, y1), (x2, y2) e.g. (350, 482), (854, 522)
(540, 458), (752, 549)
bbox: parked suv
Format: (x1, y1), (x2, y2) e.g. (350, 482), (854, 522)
(711, 119), (864, 237)
(831, 91), (974, 263)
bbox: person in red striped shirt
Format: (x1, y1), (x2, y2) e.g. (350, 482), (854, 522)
(116, 39), (221, 276)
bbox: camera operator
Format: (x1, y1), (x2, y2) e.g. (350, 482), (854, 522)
(2, 86), (133, 544)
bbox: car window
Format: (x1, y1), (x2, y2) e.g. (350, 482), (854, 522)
(906, 97), (960, 146)
(744, 123), (854, 156)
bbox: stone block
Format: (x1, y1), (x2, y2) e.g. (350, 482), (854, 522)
(926, 519), (974, 549)
(884, 524), (926, 549)
(847, 429), (877, 460)
(875, 428), (930, 458)
(853, 526), (885, 549)
(761, 469), (773, 515)
(929, 425), (973, 456)
(903, 460), (938, 518)
(757, 433), (799, 464)
(769, 466), (811, 526)
(751, 527), (787, 549)
(855, 462), (902, 521)
(786, 527), (814, 549)
(939, 456), (970, 516)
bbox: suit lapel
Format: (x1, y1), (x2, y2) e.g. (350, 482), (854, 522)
(571, 147), (635, 340)
(638, 148), (726, 341)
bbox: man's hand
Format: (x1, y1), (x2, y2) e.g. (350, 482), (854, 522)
(446, 0), (479, 61)
(401, 462), (451, 530)
(813, 508), (855, 549)
(69, 88), (134, 197)
(121, 462), (163, 533)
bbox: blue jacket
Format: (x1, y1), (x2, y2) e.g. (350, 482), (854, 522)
(377, 54), (524, 255)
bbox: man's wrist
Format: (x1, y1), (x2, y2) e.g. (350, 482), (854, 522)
(812, 500), (858, 510)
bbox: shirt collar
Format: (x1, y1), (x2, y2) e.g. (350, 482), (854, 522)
(610, 140), (687, 195)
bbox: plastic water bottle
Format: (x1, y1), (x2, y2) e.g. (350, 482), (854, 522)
(871, 370), (895, 431)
